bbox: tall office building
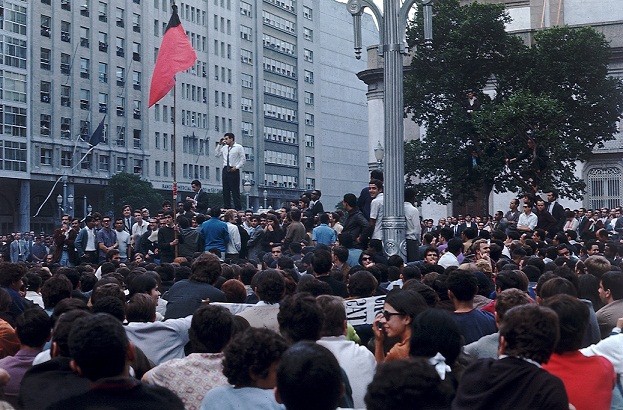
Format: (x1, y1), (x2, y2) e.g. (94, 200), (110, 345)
(0, 0), (377, 232)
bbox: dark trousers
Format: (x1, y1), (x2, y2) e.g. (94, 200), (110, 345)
(406, 239), (420, 262)
(222, 167), (241, 210)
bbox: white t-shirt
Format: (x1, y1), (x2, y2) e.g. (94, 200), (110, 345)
(370, 193), (384, 240)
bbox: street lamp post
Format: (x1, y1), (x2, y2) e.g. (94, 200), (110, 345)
(56, 194), (63, 222)
(263, 189), (268, 210)
(346, 0), (433, 257)
(83, 195), (88, 219)
(87, 204), (93, 215)
(374, 141), (385, 169)
(243, 180), (252, 211)
(67, 194), (74, 218)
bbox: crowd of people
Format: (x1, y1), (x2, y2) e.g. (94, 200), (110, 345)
(0, 172), (621, 409)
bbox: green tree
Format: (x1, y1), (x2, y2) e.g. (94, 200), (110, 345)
(104, 173), (164, 215)
(404, 0), (623, 211)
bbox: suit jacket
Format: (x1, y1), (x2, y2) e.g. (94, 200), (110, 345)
(548, 202), (565, 233)
(310, 200), (324, 217)
(9, 241), (28, 263)
(194, 189), (210, 214)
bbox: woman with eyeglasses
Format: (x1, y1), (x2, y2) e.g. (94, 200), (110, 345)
(359, 252), (375, 268)
(372, 290), (427, 363)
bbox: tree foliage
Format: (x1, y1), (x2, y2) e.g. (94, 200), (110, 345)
(404, 0), (623, 207)
(104, 173), (164, 215)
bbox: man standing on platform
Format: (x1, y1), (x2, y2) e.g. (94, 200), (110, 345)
(215, 133), (245, 210)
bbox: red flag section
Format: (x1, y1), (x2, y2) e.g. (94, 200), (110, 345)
(148, 5), (197, 107)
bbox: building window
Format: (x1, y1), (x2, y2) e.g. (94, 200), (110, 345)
(241, 98), (253, 113)
(240, 1), (252, 16)
(81, 153), (92, 170)
(80, 1), (90, 16)
(116, 66), (125, 86)
(133, 129), (142, 148)
(40, 148), (52, 165)
(305, 134), (315, 147)
(116, 157), (126, 173)
(40, 114), (51, 136)
(80, 120), (91, 139)
(155, 160), (161, 176)
(116, 96), (125, 116)
(304, 49), (313, 62)
(61, 21), (71, 42)
(305, 156), (315, 170)
(60, 53), (71, 75)
(133, 159), (143, 175)
(98, 93), (108, 113)
(241, 73), (253, 89)
(305, 113), (314, 126)
(132, 42), (141, 61)
(303, 6), (313, 20)
(99, 32), (109, 52)
(99, 155), (110, 172)
(41, 15), (51, 37)
(117, 126), (126, 146)
(61, 85), (71, 107)
(304, 91), (314, 105)
(304, 70), (314, 84)
(80, 89), (90, 110)
(116, 37), (125, 57)
(116, 8), (125, 27)
(133, 100), (141, 119)
(3, 37), (26, 69)
(241, 49), (253, 65)
(242, 122), (253, 137)
(60, 117), (71, 139)
(303, 27), (313, 41)
(40, 48), (51, 70)
(79, 26), (90, 48)
(61, 151), (72, 167)
(587, 167), (623, 210)
(98, 1), (108, 22)
(240, 25), (252, 41)
(99, 62), (108, 83)
(80, 58), (90, 78)
(0, 141), (27, 172)
(133, 13), (141, 32)
(306, 178), (315, 190)
(40, 81), (51, 103)
(132, 71), (141, 90)
(4, 4), (26, 35)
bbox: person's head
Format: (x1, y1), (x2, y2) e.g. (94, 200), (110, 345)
(311, 249), (332, 275)
(41, 274), (73, 310)
(498, 304), (559, 364)
(16, 307), (52, 348)
(222, 327), (287, 388)
(342, 193), (357, 210)
(125, 293), (156, 323)
(255, 269), (286, 304)
(542, 294), (588, 353)
(368, 179), (383, 198)
(278, 293), (323, 343)
(495, 270), (529, 293)
(190, 253), (222, 284)
(494, 288), (533, 326)
(189, 304), (235, 353)
(51, 310), (92, 358)
(584, 255), (611, 279)
(127, 274), (159, 303)
(221, 279), (247, 303)
(223, 132), (236, 147)
(270, 245), (282, 260)
(289, 208), (301, 222)
(69, 313), (133, 381)
(191, 179), (202, 192)
(599, 270), (623, 304)
(316, 295), (346, 337)
(423, 247), (439, 264)
(347, 271), (378, 298)
(409, 309), (462, 366)
(446, 238), (463, 256)
(446, 270), (478, 302)
(0, 262), (26, 290)
(381, 290), (427, 340)
(276, 341), (343, 410)
(365, 358), (453, 410)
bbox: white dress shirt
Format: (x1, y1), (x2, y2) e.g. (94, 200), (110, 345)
(215, 142), (245, 169)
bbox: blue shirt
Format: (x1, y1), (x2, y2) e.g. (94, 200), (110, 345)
(199, 218), (230, 253)
(312, 224), (336, 246)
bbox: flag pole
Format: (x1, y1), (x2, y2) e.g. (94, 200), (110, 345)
(173, 76), (179, 258)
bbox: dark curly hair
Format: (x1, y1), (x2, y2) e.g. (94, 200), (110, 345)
(0, 263), (26, 287)
(278, 293), (323, 342)
(190, 253), (222, 284)
(222, 327), (288, 387)
(365, 358), (453, 410)
(255, 269), (285, 303)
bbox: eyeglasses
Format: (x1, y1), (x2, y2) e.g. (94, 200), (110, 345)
(362, 256), (372, 261)
(523, 205), (530, 208)
(382, 310), (405, 321)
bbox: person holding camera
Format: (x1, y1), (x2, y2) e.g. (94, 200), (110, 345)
(215, 133), (245, 210)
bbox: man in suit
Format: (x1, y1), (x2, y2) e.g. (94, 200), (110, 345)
(121, 205), (134, 234)
(9, 232), (28, 263)
(546, 190), (565, 234)
(309, 190), (324, 217)
(187, 179), (209, 215)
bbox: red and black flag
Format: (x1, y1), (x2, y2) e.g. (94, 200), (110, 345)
(148, 4), (197, 107)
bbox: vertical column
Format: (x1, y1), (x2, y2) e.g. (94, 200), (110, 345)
(381, 0), (406, 258)
(19, 180), (31, 233)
